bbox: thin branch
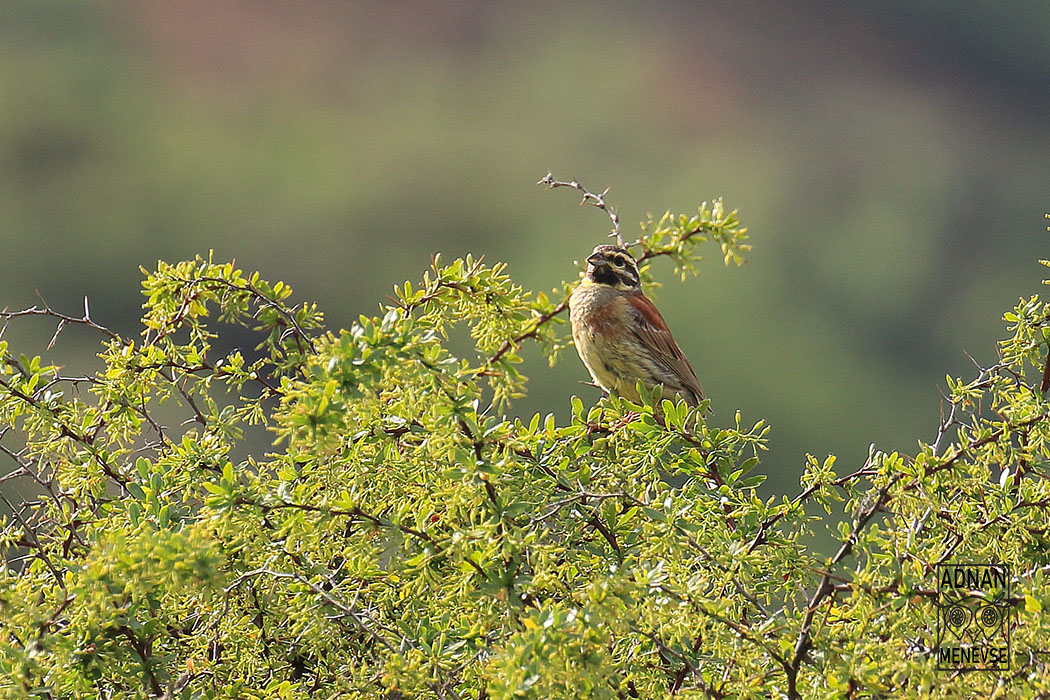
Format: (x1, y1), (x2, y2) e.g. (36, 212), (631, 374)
(529, 489), (626, 524)
(484, 298), (568, 369)
(234, 497), (435, 544)
(1041, 346), (1050, 394)
(224, 568), (399, 652)
(0, 302), (121, 342)
(669, 634), (703, 695)
(785, 485), (890, 698)
(165, 275), (319, 356)
(633, 226), (714, 264)
(538, 172), (624, 247)
(0, 490), (65, 586)
(587, 511), (622, 562)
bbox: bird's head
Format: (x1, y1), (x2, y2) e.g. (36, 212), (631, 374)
(584, 244), (640, 291)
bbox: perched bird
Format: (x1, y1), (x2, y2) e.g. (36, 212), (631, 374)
(569, 244), (706, 408)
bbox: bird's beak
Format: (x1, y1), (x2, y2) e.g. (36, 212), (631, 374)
(586, 252), (605, 266)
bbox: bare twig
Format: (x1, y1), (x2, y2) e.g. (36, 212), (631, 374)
(538, 172), (624, 247)
(0, 302), (120, 342)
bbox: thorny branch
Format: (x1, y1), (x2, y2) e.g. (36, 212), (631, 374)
(538, 172), (624, 247)
(536, 172), (729, 266)
(0, 297), (120, 346)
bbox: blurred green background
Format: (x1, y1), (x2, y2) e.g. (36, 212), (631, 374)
(3, 0), (1049, 495)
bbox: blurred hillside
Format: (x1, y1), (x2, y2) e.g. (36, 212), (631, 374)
(2, 0), (1049, 493)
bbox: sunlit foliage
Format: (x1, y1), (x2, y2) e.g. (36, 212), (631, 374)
(0, 204), (1047, 699)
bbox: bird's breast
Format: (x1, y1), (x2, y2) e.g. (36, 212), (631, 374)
(569, 282), (625, 332)
(569, 283), (639, 393)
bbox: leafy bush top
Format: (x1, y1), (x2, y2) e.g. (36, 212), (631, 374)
(0, 200), (1047, 699)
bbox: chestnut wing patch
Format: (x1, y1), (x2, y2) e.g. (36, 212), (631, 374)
(625, 292), (706, 402)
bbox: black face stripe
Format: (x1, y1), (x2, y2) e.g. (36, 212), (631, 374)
(613, 256), (639, 285)
(587, 246), (641, 288)
(590, 264), (619, 286)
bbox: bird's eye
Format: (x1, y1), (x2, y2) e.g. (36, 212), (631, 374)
(609, 256), (625, 268)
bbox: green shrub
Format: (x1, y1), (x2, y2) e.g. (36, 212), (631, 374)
(0, 199), (1047, 699)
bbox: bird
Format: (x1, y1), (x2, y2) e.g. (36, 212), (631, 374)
(569, 244), (706, 408)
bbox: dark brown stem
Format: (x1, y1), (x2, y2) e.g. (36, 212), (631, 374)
(538, 172), (623, 246)
(485, 298), (569, 368)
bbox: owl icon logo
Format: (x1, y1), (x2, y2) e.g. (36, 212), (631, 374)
(935, 564), (1011, 671)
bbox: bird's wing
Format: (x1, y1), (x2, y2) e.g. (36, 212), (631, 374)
(625, 292), (706, 403)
